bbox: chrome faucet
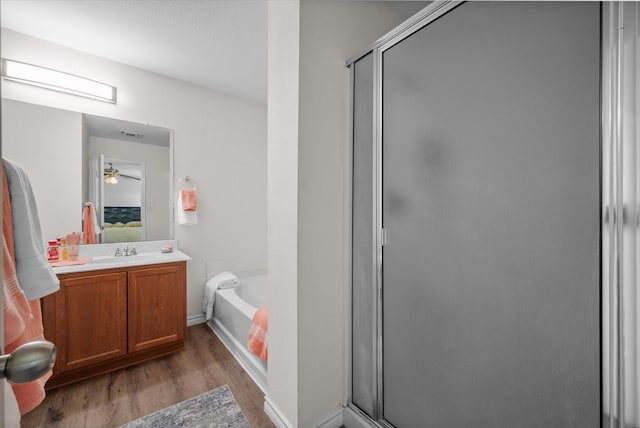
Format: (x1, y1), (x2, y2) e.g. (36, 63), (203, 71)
(114, 248), (122, 257)
(130, 247), (137, 255)
(123, 246), (129, 256)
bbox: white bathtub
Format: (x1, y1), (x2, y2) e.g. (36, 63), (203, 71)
(207, 270), (268, 392)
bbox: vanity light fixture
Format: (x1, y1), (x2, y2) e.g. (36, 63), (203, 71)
(1, 59), (117, 103)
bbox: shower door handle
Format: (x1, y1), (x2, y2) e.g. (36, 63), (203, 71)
(379, 228), (388, 246)
(603, 205), (639, 226)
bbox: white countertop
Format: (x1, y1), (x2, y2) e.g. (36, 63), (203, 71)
(51, 240), (191, 275)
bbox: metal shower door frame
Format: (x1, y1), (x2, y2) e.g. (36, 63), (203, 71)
(347, 2), (464, 427)
(348, 1), (615, 427)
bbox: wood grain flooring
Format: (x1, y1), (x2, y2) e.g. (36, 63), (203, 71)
(21, 324), (275, 428)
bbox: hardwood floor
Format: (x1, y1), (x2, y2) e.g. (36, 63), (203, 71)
(21, 324), (275, 428)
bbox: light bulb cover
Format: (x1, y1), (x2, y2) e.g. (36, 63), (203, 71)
(2, 58), (116, 103)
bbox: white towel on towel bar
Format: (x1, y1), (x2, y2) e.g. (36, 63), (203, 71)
(203, 271), (239, 320)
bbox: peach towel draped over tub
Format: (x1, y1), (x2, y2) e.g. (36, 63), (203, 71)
(2, 165), (52, 415)
(247, 306), (268, 361)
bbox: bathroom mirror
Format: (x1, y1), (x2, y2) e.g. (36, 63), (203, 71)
(85, 114), (172, 243)
(1, 98), (174, 243)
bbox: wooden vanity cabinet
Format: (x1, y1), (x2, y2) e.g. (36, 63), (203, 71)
(47, 271), (128, 373)
(128, 264), (186, 353)
(42, 261), (186, 389)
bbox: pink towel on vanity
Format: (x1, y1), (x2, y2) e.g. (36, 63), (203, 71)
(180, 188), (197, 211)
(49, 257), (92, 267)
(247, 306), (268, 361)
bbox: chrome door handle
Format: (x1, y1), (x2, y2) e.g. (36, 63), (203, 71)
(0, 341), (56, 384)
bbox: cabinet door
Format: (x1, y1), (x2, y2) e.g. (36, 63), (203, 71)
(56, 272), (127, 372)
(127, 264), (186, 353)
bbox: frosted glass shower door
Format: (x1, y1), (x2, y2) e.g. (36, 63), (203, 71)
(351, 52), (376, 418)
(380, 2), (601, 427)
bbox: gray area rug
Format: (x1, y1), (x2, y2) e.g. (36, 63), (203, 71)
(120, 385), (250, 428)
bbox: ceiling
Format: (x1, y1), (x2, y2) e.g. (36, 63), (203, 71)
(0, 0), (268, 104)
(84, 114), (171, 147)
(0, 1), (428, 106)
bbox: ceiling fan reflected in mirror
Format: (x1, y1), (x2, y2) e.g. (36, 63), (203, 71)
(104, 162), (141, 184)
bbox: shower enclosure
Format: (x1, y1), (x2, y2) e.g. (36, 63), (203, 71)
(347, 2), (638, 427)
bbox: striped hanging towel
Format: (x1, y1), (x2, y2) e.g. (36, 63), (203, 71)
(2, 167), (52, 415)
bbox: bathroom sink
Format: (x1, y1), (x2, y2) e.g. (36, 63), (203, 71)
(91, 254), (155, 264)
(87, 257), (119, 265)
(86, 252), (185, 269)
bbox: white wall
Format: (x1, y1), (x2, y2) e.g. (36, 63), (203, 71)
(2, 98), (82, 241)
(268, 1), (402, 426)
(1, 28), (267, 321)
(267, 2), (300, 426)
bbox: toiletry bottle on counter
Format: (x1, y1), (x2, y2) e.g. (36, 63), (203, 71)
(66, 232), (81, 260)
(47, 240), (59, 262)
(58, 237), (69, 261)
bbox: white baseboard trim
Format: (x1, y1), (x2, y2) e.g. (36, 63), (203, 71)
(187, 314), (205, 326)
(264, 396), (295, 428)
(313, 407), (344, 428)
(263, 400), (348, 428)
